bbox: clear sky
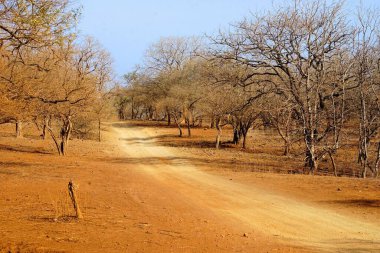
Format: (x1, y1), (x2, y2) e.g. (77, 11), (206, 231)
(78, 0), (380, 77)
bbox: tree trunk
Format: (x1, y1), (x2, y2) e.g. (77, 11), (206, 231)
(42, 123), (47, 140)
(173, 115), (182, 137)
(98, 119), (101, 142)
(42, 116), (50, 140)
(119, 109), (125, 120)
(233, 127), (241, 145)
(358, 135), (368, 178)
(283, 135), (291, 156)
(131, 98), (135, 119)
(60, 138), (67, 155)
(283, 142), (290, 156)
(210, 116), (215, 129)
(186, 118), (191, 137)
(374, 142), (380, 178)
(310, 159), (318, 175)
(215, 119), (222, 149)
(59, 117), (73, 156)
(47, 126), (62, 155)
(242, 131), (248, 149)
(358, 84), (368, 179)
(240, 124), (249, 149)
(177, 123), (182, 137)
(362, 162), (367, 178)
(328, 151), (337, 177)
(305, 149), (318, 175)
(15, 120), (23, 138)
(148, 106), (154, 120)
(305, 130), (318, 175)
(167, 110), (171, 126)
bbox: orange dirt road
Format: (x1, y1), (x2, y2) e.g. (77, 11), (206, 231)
(113, 124), (380, 253)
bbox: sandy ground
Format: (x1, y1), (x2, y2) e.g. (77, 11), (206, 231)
(114, 124), (380, 253)
(1, 122), (380, 252)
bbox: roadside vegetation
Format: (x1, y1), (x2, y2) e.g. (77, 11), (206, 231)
(1, 0), (379, 178)
(0, 0), (114, 155)
(116, 0), (380, 178)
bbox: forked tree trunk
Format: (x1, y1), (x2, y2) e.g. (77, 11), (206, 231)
(173, 116), (182, 137)
(48, 116), (72, 156)
(15, 120), (23, 138)
(177, 123), (182, 137)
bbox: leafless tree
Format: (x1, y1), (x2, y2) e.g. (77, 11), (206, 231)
(353, 7), (380, 178)
(210, 0), (353, 173)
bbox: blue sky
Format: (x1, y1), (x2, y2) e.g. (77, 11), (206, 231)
(78, 0), (380, 77)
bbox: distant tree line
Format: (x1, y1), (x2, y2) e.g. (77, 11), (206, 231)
(116, 0), (380, 178)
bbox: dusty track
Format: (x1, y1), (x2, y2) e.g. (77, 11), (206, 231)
(113, 124), (380, 253)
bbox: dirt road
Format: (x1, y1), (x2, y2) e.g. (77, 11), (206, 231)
(113, 124), (380, 253)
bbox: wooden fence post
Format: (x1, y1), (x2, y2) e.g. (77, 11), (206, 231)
(68, 180), (83, 219)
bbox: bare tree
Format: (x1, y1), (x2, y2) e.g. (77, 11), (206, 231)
(353, 6), (380, 178)
(210, 0), (353, 173)
(145, 36), (201, 74)
(34, 38), (113, 155)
